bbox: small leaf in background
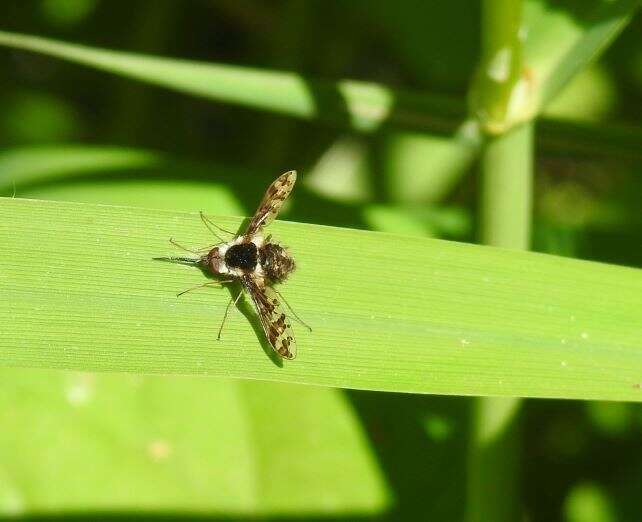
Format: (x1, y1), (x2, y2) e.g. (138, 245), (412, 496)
(0, 145), (247, 215)
(524, 0), (638, 109)
(564, 482), (616, 522)
(0, 146), (159, 190)
(382, 130), (478, 204)
(543, 63), (617, 121)
(362, 204), (431, 237)
(362, 204), (471, 238)
(585, 401), (633, 436)
(40, 0), (98, 28)
(304, 136), (373, 204)
(1, 92), (81, 144)
(423, 413), (455, 442)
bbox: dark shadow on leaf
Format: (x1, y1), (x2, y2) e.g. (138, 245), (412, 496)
(345, 391), (471, 520)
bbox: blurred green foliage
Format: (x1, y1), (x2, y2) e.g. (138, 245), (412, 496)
(0, 1), (641, 521)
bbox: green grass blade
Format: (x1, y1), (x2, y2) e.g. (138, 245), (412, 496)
(3, 30), (642, 163)
(0, 145), (250, 215)
(0, 145), (161, 191)
(0, 29), (465, 135)
(2, 198), (641, 401)
(525, 0), (639, 108)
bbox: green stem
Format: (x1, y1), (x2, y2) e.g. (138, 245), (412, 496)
(467, 1), (530, 521)
(467, 123), (533, 522)
(467, 395), (522, 522)
(470, 0), (527, 134)
(480, 124), (533, 248)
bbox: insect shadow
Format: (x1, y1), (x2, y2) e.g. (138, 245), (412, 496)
(229, 219), (285, 367)
(234, 284), (284, 367)
(153, 216), (284, 368)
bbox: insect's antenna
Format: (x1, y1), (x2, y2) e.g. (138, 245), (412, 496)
(200, 212), (236, 242)
(11, 180), (16, 199)
(217, 290), (244, 340)
(272, 287), (312, 332)
(169, 238), (203, 254)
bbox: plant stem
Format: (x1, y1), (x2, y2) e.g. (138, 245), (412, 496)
(467, 393), (523, 522)
(470, 0), (524, 133)
(467, 1), (531, 521)
(480, 124), (533, 249)
(467, 123), (533, 522)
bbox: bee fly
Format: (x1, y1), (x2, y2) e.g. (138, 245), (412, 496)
(164, 170), (309, 360)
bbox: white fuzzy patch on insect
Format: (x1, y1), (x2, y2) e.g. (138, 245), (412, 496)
(227, 266), (243, 277)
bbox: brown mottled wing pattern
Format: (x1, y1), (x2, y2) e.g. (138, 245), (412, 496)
(245, 170), (297, 236)
(241, 274), (296, 360)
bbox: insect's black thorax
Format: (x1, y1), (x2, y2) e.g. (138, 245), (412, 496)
(259, 242), (295, 282)
(225, 242), (258, 271)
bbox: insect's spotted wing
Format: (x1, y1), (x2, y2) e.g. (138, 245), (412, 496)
(241, 274), (296, 359)
(245, 170), (297, 236)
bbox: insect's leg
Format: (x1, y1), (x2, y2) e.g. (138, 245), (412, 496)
(177, 280), (234, 297)
(217, 289), (244, 340)
(170, 238), (201, 254)
(200, 211), (236, 241)
(271, 287), (312, 332)
(170, 237), (221, 254)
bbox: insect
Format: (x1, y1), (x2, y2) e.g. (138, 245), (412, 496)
(166, 170), (309, 360)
